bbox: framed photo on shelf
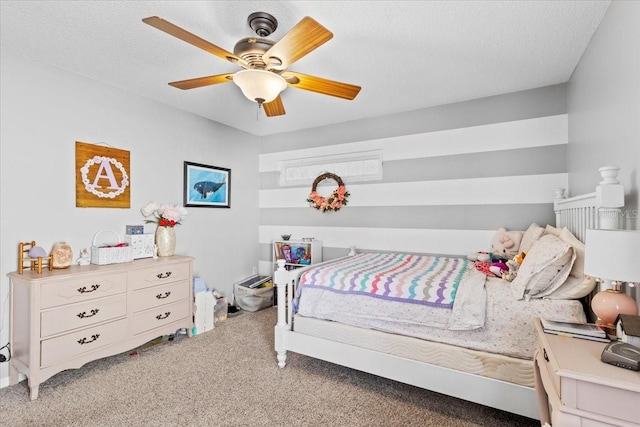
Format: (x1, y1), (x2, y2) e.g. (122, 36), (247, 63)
(183, 161), (231, 208)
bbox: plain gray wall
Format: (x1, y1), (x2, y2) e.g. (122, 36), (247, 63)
(568, 0), (639, 230)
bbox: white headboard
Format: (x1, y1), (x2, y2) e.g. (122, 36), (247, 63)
(554, 166), (625, 241)
(553, 166), (638, 316)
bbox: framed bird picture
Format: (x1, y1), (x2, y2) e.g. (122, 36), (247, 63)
(183, 161), (231, 208)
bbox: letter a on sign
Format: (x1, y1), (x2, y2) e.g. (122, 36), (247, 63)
(75, 141), (131, 208)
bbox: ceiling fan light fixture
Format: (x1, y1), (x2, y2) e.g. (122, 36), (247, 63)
(232, 69), (287, 104)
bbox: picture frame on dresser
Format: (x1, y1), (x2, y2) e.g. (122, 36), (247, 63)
(183, 161), (230, 208)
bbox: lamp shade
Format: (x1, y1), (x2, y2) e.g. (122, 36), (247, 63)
(232, 69), (287, 104)
(585, 229), (640, 327)
(584, 229), (640, 283)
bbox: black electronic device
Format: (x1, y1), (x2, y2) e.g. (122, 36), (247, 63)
(601, 341), (640, 371)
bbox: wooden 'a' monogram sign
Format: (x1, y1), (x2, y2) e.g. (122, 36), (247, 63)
(75, 141), (130, 208)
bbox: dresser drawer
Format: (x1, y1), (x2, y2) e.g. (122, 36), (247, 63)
(40, 273), (127, 308)
(131, 280), (190, 313)
(41, 319), (127, 368)
(128, 262), (190, 290)
(41, 294), (127, 338)
(567, 377), (640, 424)
(132, 299), (190, 335)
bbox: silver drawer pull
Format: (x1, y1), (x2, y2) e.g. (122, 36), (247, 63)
(77, 284), (100, 293)
(543, 348), (549, 362)
(155, 312), (171, 320)
(156, 291), (171, 299)
(77, 334), (100, 345)
(77, 309), (100, 319)
(156, 272), (172, 279)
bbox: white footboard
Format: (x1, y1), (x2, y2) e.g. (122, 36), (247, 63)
(274, 259), (297, 367)
(273, 257), (350, 367)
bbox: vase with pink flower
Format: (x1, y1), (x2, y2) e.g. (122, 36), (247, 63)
(140, 202), (188, 257)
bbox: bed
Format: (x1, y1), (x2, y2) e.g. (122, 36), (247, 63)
(273, 166), (629, 420)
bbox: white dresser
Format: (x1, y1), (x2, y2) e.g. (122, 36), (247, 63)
(8, 255), (194, 399)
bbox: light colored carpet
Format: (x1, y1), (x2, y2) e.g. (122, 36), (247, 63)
(0, 308), (538, 426)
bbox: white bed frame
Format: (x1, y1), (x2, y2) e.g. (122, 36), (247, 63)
(274, 166), (626, 420)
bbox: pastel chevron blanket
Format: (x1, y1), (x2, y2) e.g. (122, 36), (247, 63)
(298, 253), (473, 308)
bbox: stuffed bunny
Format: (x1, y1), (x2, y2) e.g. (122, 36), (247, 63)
(468, 228), (524, 263)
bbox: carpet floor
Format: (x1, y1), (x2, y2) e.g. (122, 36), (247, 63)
(0, 307), (539, 426)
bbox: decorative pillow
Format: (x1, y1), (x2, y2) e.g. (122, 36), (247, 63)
(545, 224), (562, 237)
(519, 223), (546, 253)
(511, 234), (576, 300)
(540, 228), (597, 299)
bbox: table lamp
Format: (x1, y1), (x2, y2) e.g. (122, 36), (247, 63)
(584, 229), (640, 328)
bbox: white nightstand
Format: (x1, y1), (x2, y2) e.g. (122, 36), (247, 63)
(534, 318), (640, 426)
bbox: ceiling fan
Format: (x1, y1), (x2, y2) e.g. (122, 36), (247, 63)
(142, 12), (361, 117)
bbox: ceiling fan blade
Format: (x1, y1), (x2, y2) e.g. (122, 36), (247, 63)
(282, 72), (361, 100)
(142, 16), (247, 67)
(263, 17), (333, 70)
(168, 73), (234, 90)
(263, 96), (286, 117)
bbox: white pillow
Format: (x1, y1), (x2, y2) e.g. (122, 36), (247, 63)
(512, 234), (576, 300)
(540, 228), (597, 299)
(520, 223), (546, 253)
(545, 224), (562, 237)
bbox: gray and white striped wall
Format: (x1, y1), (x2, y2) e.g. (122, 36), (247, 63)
(258, 84), (568, 275)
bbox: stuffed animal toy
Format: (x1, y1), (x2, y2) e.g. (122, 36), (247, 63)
(502, 251), (527, 282)
(475, 261), (508, 278)
(468, 228), (524, 263)
(513, 251), (526, 265)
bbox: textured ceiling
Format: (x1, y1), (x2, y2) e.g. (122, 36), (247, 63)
(0, 1), (610, 136)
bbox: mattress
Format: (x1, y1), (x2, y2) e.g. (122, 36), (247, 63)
(293, 314), (536, 387)
(297, 274), (586, 359)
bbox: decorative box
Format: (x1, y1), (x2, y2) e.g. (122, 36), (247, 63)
(123, 233), (155, 259)
(125, 225), (145, 235)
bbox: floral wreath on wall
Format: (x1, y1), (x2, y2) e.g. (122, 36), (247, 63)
(307, 172), (350, 212)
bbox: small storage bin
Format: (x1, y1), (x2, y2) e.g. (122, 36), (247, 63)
(214, 297), (228, 323)
(234, 276), (273, 312)
(90, 230), (133, 265)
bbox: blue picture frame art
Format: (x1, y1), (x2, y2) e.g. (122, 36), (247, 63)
(183, 161), (231, 208)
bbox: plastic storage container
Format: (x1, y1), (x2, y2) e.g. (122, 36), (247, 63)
(214, 297), (228, 323)
(234, 276), (273, 312)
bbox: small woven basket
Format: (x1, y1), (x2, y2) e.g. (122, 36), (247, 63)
(90, 230), (133, 265)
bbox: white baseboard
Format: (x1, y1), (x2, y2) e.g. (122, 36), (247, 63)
(1, 373), (25, 389)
